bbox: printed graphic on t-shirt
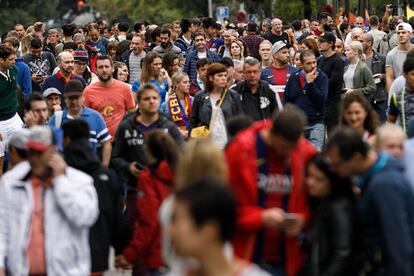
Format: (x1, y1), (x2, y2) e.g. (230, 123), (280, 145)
(258, 173), (292, 194)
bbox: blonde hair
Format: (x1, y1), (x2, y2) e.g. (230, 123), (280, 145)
(21, 34), (35, 55)
(348, 40), (364, 60)
(175, 138), (228, 190)
(375, 123), (406, 149)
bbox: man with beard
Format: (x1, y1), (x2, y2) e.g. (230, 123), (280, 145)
(261, 41), (296, 104)
(153, 28), (182, 58)
(41, 52), (85, 108)
(184, 32), (220, 81)
(83, 55), (135, 140)
(121, 33), (146, 84)
(284, 50), (328, 149)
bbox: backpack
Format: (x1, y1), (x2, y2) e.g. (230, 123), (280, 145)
(378, 32), (394, 55)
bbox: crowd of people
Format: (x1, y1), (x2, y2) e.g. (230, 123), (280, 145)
(0, 3), (414, 275)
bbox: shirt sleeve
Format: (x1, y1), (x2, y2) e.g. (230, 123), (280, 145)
(124, 88), (136, 110)
(385, 52), (393, 68)
(95, 113), (111, 144)
(389, 94), (400, 117)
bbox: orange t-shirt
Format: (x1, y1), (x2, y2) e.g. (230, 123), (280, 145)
(27, 177), (46, 274)
(84, 79), (135, 138)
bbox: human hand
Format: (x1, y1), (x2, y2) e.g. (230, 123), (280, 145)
(115, 255), (132, 270)
(305, 69), (318, 83)
(48, 153), (67, 180)
(386, 4), (393, 13)
(283, 213), (305, 236)
(0, 133), (3, 141)
(24, 110), (38, 127)
(262, 208), (284, 228)
(129, 162), (141, 177)
(32, 74), (42, 83)
(344, 88), (353, 95)
(179, 129), (188, 139)
(52, 104), (62, 112)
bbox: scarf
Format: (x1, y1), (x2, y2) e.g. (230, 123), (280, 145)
(168, 92), (192, 130)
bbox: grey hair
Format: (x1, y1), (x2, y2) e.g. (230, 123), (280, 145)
(233, 59), (243, 68)
(243, 57), (260, 69)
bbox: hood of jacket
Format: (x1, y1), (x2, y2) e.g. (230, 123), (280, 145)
(64, 138), (101, 173)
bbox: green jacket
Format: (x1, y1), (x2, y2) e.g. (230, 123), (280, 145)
(346, 60), (376, 102)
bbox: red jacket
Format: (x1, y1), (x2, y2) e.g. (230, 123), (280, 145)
(123, 161), (174, 269)
(225, 121), (316, 276)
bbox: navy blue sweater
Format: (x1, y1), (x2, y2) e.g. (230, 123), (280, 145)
(357, 152), (414, 275)
(41, 74), (86, 108)
(284, 69), (328, 124)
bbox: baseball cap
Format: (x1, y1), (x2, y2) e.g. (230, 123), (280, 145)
(25, 126), (56, 152)
(318, 32), (336, 43)
(64, 79), (84, 97)
(73, 47), (89, 62)
(9, 128), (31, 150)
(271, 41), (288, 54)
(43, 87), (62, 98)
(396, 23), (413, 33)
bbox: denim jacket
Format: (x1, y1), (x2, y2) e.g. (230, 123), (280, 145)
(0, 161), (99, 275)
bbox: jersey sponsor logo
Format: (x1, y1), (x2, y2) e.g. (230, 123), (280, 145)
(258, 173), (292, 194)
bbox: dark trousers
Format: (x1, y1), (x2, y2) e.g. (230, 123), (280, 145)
(373, 100), (387, 123)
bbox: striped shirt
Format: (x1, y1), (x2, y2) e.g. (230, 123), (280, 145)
(48, 106), (111, 151)
(129, 52), (145, 84)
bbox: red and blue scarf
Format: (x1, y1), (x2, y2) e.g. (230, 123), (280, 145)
(168, 92), (192, 130)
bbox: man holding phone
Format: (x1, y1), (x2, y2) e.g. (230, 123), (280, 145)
(285, 50), (328, 150)
(226, 106), (316, 276)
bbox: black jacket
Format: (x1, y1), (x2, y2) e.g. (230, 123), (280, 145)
(64, 139), (131, 272)
(304, 196), (355, 276)
(367, 51), (387, 102)
(232, 80), (278, 121)
(111, 113), (183, 188)
(189, 89), (243, 130)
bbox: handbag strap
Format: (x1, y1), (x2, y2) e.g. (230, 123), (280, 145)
(209, 89), (228, 129)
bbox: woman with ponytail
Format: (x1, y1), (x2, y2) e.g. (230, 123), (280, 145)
(343, 41), (376, 103)
(121, 130), (179, 275)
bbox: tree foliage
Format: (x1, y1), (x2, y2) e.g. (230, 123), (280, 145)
(0, 0), (58, 34)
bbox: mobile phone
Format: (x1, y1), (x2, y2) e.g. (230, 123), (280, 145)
(284, 213), (297, 222)
(134, 162), (143, 170)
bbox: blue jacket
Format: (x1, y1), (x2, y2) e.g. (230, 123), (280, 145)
(183, 49), (220, 81)
(357, 152), (414, 276)
(284, 69), (328, 124)
(15, 58), (32, 98)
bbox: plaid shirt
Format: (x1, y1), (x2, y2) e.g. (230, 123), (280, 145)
(241, 33), (264, 60)
(183, 49), (221, 81)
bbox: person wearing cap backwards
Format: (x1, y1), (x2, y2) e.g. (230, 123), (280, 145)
(317, 31), (344, 133)
(41, 51), (86, 108)
(260, 41), (297, 105)
(6, 128), (30, 168)
(49, 79), (112, 167)
(43, 87), (62, 117)
(385, 23), (414, 93)
(0, 125), (99, 276)
(0, 45), (24, 176)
